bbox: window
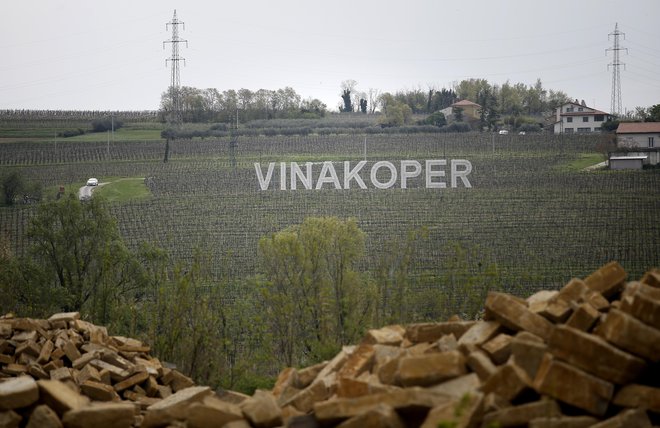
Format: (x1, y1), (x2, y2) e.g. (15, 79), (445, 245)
(566, 107), (574, 112)
(577, 128), (591, 133)
(583, 117), (589, 122)
(595, 115), (604, 122)
(567, 117), (573, 123)
(565, 128), (574, 133)
(650, 137), (655, 148)
(578, 107), (584, 111)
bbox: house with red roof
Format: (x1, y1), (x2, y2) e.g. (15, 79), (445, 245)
(609, 122), (660, 167)
(440, 100), (482, 122)
(553, 100), (614, 134)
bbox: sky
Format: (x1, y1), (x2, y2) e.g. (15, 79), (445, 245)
(2, 0), (659, 114)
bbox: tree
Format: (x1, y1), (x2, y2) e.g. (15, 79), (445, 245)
(379, 100), (413, 127)
(646, 104), (660, 122)
(421, 111), (447, 127)
(340, 80), (357, 113)
(359, 98), (367, 114)
(257, 217), (372, 366)
(2, 171), (24, 205)
(26, 193), (139, 316)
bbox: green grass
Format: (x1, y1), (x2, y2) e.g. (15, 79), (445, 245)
(556, 153), (605, 171)
(94, 177), (151, 202)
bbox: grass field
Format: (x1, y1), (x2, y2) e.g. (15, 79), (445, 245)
(1, 122), (659, 307)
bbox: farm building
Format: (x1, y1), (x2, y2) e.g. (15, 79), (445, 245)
(611, 122), (660, 166)
(553, 100), (614, 134)
(609, 155), (646, 170)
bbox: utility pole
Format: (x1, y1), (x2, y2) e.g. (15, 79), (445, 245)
(607, 23), (627, 116)
(163, 9), (188, 162)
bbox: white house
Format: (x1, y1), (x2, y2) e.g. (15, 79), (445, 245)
(553, 100), (614, 134)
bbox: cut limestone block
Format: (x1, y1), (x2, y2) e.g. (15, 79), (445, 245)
(313, 387), (451, 425)
(565, 302), (600, 331)
(457, 321), (501, 348)
(404, 322), (475, 343)
(557, 278), (609, 311)
(612, 384), (660, 413)
(533, 354), (613, 416)
(239, 389), (282, 428)
(186, 395), (244, 428)
(337, 343), (374, 379)
(466, 350), (497, 381)
(141, 386), (212, 428)
(37, 380), (90, 416)
(641, 268), (660, 287)
(361, 325), (404, 346)
(589, 408), (652, 428)
(61, 402), (136, 428)
(595, 309), (660, 362)
(584, 261), (627, 298)
(479, 361), (532, 402)
(397, 350), (466, 387)
(80, 380), (120, 401)
(335, 403), (405, 428)
(0, 410), (21, 428)
(480, 333), (512, 365)
(419, 392), (483, 428)
(295, 361), (327, 389)
(620, 282), (660, 330)
(25, 404), (62, 428)
(510, 332), (547, 381)
(482, 399), (561, 427)
(548, 325), (646, 384)
(528, 415), (598, 428)
(0, 376), (39, 410)
(429, 373), (480, 399)
(484, 292), (553, 341)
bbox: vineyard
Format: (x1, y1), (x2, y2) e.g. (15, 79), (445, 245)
(1, 127), (659, 302)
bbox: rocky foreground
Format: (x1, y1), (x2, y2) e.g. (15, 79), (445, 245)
(0, 261), (659, 427)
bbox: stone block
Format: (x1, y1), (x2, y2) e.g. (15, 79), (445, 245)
(37, 380), (90, 416)
(528, 415), (598, 428)
(565, 302), (600, 331)
(641, 268), (660, 287)
(141, 386), (212, 428)
(80, 380), (120, 401)
(295, 361), (327, 389)
(620, 282), (660, 329)
(589, 408), (652, 428)
(583, 261), (627, 298)
(0, 410), (21, 428)
(161, 369), (195, 392)
(420, 392), (483, 428)
(479, 361), (532, 402)
(429, 373), (480, 399)
(466, 350), (497, 381)
(186, 395), (243, 428)
(397, 350), (466, 387)
(481, 333), (512, 365)
(484, 292), (553, 341)
(510, 332), (547, 381)
(113, 370), (149, 392)
(61, 402), (135, 428)
(0, 376), (39, 410)
(335, 403), (404, 428)
(548, 325), (646, 384)
(482, 399), (561, 427)
(404, 321), (475, 343)
(612, 384), (660, 412)
(337, 343), (374, 379)
(532, 353), (613, 416)
(25, 404), (62, 428)
(457, 321), (501, 347)
(361, 325), (404, 346)
(595, 309), (660, 362)
(313, 387), (451, 424)
(558, 278), (609, 310)
(240, 389), (282, 428)
(434, 333), (458, 353)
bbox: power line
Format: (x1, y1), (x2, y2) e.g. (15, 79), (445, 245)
(163, 9), (188, 163)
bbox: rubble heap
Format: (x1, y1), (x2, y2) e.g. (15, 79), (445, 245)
(1, 262), (659, 427)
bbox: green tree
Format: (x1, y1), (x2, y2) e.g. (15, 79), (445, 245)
(2, 171), (24, 205)
(380, 101), (413, 127)
(421, 111), (447, 127)
(646, 104), (660, 122)
(257, 217), (372, 367)
(26, 193), (139, 317)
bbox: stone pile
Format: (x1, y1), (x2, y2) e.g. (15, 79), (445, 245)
(0, 261), (659, 427)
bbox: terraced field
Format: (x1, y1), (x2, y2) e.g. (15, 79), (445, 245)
(1, 131), (659, 296)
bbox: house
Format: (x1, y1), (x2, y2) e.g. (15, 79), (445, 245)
(553, 100), (614, 134)
(616, 122), (660, 148)
(440, 100), (482, 121)
(611, 122), (660, 166)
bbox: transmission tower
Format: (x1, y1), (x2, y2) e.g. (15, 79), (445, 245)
(606, 23), (627, 116)
(162, 10), (188, 162)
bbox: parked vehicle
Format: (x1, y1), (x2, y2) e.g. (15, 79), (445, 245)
(86, 178), (98, 186)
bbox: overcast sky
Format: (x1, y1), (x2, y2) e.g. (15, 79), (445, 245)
(2, 0), (659, 114)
